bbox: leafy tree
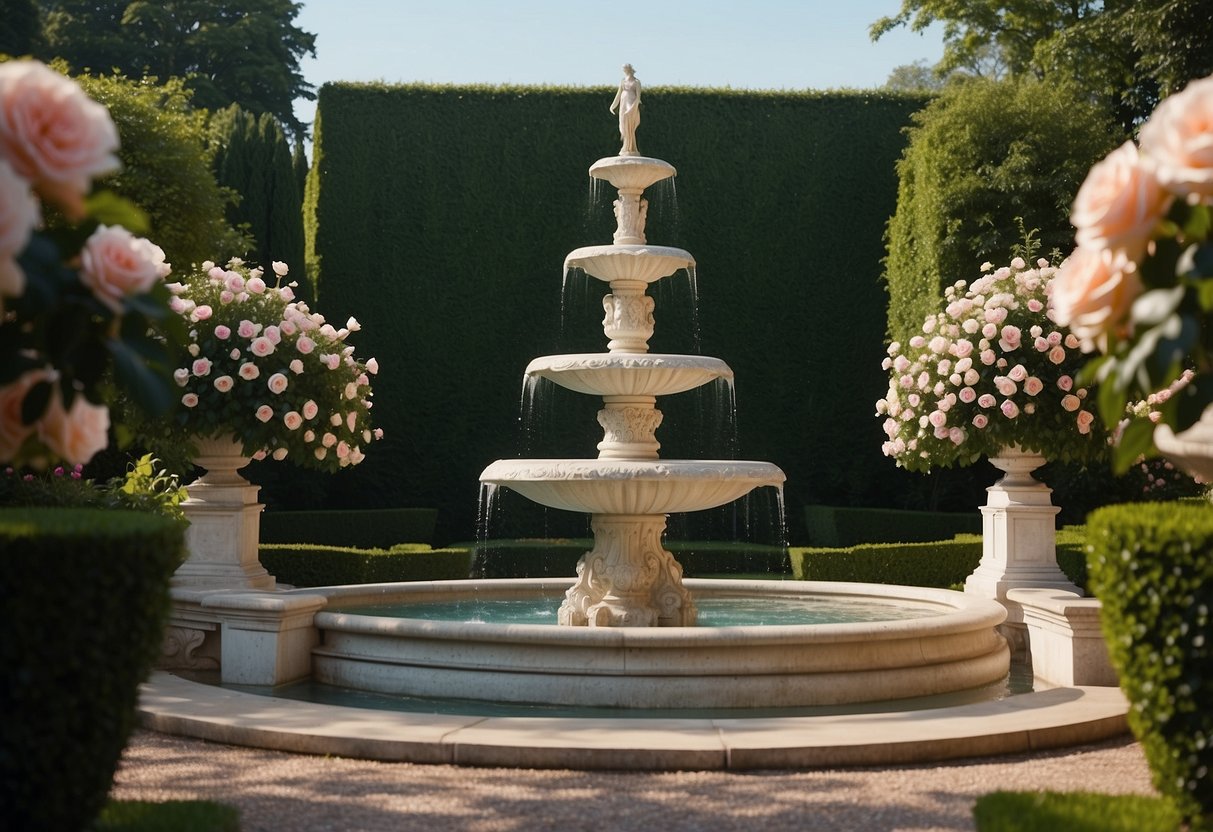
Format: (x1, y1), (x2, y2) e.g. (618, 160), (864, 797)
(0, 0), (43, 57)
(884, 60), (945, 93)
(37, 1), (316, 138)
(871, 0), (1213, 130)
(210, 105), (307, 294)
(882, 77), (1118, 343)
(75, 72), (247, 270)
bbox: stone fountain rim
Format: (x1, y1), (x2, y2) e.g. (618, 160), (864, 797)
(480, 458), (785, 483)
(526, 353), (734, 377)
(564, 243), (695, 268)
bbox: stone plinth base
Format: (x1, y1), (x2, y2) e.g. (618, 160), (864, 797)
(1007, 588), (1118, 687)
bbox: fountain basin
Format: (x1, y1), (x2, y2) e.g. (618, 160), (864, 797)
(308, 579), (1010, 709)
(527, 353), (732, 397)
(479, 459), (784, 514)
(565, 244), (694, 284)
(589, 155), (676, 191)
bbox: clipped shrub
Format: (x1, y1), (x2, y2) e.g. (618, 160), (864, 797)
(466, 538), (789, 579)
(882, 77), (1118, 344)
(1086, 501), (1213, 827)
(790, 538), (983, 586)
(803, 504), (981, 547)
(0, 508), (185, 832)
(259, 542), (471, 586)
(259, 508), (438, 548)
(73, 71), (247, 270)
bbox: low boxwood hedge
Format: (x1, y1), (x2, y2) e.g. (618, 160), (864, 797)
(0, 508), (185, 831)
(803, 504), (982, 547)
(259, 508), (438, 548)
(464, 539), (790, 579)
(1086, 501), (1213, 828)
(259, 542), (472, 586)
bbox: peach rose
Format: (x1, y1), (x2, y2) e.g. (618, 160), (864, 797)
(1051, 246), (1142, 351)
(37, 389), (110, 465)
(0, 159), (37, 305)
(79, 225), (171, 312)
(1139, 74), (1213, 200)
(1071, 141), (1170, 259)
(0, 60), (120, 217)
(0, 368), (52, 460)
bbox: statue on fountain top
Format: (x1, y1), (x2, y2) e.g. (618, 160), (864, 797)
(610, 63), (641, 156)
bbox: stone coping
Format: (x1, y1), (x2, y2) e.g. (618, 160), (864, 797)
(139, 672), (1129, 771)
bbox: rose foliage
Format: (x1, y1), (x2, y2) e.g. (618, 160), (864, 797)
(878, 255), (1106, 472)
(1052, 73), (1213, 472)
(161, 258), (381, 472)
(0, 59), (179, 467)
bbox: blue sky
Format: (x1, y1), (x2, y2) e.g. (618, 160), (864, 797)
(292, 1), (944, 126)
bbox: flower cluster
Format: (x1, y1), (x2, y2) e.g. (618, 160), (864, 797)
(0, 59), (176, 467)
(1052, 73), (1213, 469)
(164, 258), (381, 471)
(877, 257), (1105, 472)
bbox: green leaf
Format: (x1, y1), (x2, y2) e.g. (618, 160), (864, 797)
(1181, 201), (1212, 243)
(1113, 417), (1156, 474)
(20, 380), (52, 426)
(107, 339), (174, 417)
(85, 190), (150, 235)
(1098, 375), (1129, 429)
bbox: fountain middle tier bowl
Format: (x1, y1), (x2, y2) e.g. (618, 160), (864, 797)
(588, 154), (677, 191)
(526, 353), (733, 397)
(480, 459), (785, 515)
(565, 244), (694, 284)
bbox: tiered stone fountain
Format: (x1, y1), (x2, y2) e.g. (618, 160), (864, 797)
(479, 92), (783, 628)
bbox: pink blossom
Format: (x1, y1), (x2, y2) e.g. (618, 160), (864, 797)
(267, 373), (288, 395)
(344, 382), (358, 400)
(272, 447), (288, 460)
(272, 261), (290, 277)
(972, 414), (989, 429)
(929, 410), (948, 428)
(238, 362), (260, 381)
(213, 376), (233, 393)
(79, 225), (171, 312)
(1046, 345), (1065, 365)
(230, 348), (241, 360)
(1076, 410), (1096, 435)
(283, 411), (303, 430)
(220, 290), (235, 304)
(255, 405), (274, 423)
(329, 413), (342, 427)
(280, 320), (298, 336)
(263, 325), (281, 344)
(346, 412), (357, 431)
(1064, 333), (1080, 349)
(980, 350), (996, 366)
(1062, 394), (1081, 412)
(182, 393), (198, 408)
(296, 336), (316, 355)
(1057, 375), (1074, 392)
(1010, 257), (1026, 270)
(909, 335), (926, 349)
(994, 377), (1017, 396)
(984, 308), (1007, 325)
(314, 447), (327, 461)
(1034, 337), (1050, 352)
(978, 394), (997, 409)
(959, 387), (977, 403)
(1027, 299), (1043, 313)
(191, 358), (212, 377)
(981, 322), (998, 339)
(289, 359), (304, 374)
(324, 354), (341, 371)
(1000, 400), (1020, 419)
(172, 368), (189, 387)
(246, 276), (267, 294)
(336, 440), (351, 459)
(952, 340), (974, 359)
(322, 432), (337, 448)
(303, 430), (315, 442)
(225, 272), (245, 293)
(0, 160), (37, 302)
(964, 369), (980, 386)
(893, 355), (910, 373)
(928, 335), (948, 354)
(0, 60), (120, 216)
(250, 337), (275, 357)
(373, 428), (384, 440)
(1007, 364), (1028, 383)
(302, 399), (319, 420)
(1023, 377), (1044, 396)
(192, 304), (212, 322)
(238, 320), (257, 339)
(998, 326), (1022, 351)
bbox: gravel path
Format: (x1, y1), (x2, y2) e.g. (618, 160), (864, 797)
(111, 730), (1157, 832)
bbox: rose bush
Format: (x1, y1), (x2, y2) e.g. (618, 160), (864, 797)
(157, 258), (381, 471)
(0, 59), (178, 468)
(1052, 73), (1213, 470)
(877, 252), (1106, 472)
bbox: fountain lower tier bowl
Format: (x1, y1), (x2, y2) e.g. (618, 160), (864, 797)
(308, 578), (1010, 709)
(479, 459), (784, 514)
(565, 244), (694, 284)
(527, 353), (732, 397)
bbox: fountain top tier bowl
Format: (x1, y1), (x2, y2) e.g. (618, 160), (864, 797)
(480, 458), (784, 515)
(564, 244), (694, 284)
(526, 353), (733, 397)
(589, 154), (676, 191)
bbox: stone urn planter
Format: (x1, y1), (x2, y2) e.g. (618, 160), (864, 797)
(1154, 405), (1213, 483)
(0, 507), (184, 830)
(174, 434), (274, 589)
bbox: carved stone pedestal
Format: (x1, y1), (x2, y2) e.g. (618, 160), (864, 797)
(965, 448), (1079, 627)
(559, 514), (696, 627)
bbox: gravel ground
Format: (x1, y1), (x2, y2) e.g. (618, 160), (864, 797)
(110, 730), (1157, 832)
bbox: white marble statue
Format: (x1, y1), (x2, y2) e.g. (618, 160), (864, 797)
(609, 63), (641, 156)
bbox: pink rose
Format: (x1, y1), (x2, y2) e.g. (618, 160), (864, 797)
(267, 372), (288, 395)
(1139, 75), (1213, 199)
(1058, 375), (1074, 392)
(214, 325), (231, 340)
(225, 272), (245, 293)
(1076, 410), (1096, 435)
(255, 405), (274, 423)
(182, 393), (199, 408)
(238, 320), (257, 339)
(0, 159), (37, 302)
(959, 387), (977, 404)
(994, 377), (1017, 396)
(250, 337), (275, 357)
(1062, 394), (1081, 412)
(272, 261), (290, 277)
(978, 394), (996, 409)
(0, 60), (120, 217)
(373, 428), (384, 440)
(929, 410), (947, 428)
(283, 411), (303, 430)
(972, 414), (989, 429)
(0, 369), (50, 459)
(213, 376), (234, 393)
(191, 358), (211, 377)
(1007, 364), (1028, 383)
(1027, 299), (1044, 313)
(1000, 400), (1020, 419)
(1071, 141), (1170, 258)
(192, 304), (212, 321)
(1048, 345), (1066, 365)
(1024, 377), (1044, 396)
(322, 432), (337, 448)
(172, 368), (189, 387)
(302, 399), (319, 420)
(246, 276), (266, 294)
(296, 336), (316, 355)
(263, 325), (281, 344)
(1051, 246), (1142, 349)
(238, 362), (260, 381)
(980, 350), (996, 366)
(79, 225), (171, 312)
(998, 326), (1021, 351)
(37, 390), (110, 465)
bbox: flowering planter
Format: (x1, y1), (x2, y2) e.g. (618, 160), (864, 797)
(0, 508), (184, 831)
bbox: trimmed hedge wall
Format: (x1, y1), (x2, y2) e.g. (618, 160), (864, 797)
(803, 504), (981, 547)
(1086, 501), (1213, 827)
(259, 508), (438, 547)
(0, 508), (185, 832)
(260, 542), (472, 586)
(304, 82), (929, 544)
(466, 538), (791, 579)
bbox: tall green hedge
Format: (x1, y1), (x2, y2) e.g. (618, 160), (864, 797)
(304, 82), (929, 544)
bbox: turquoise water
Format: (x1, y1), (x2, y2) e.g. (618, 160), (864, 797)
(325, 594), (945, 627)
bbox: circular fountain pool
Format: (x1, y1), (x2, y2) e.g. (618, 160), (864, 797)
(305, 578), (1010, 710)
